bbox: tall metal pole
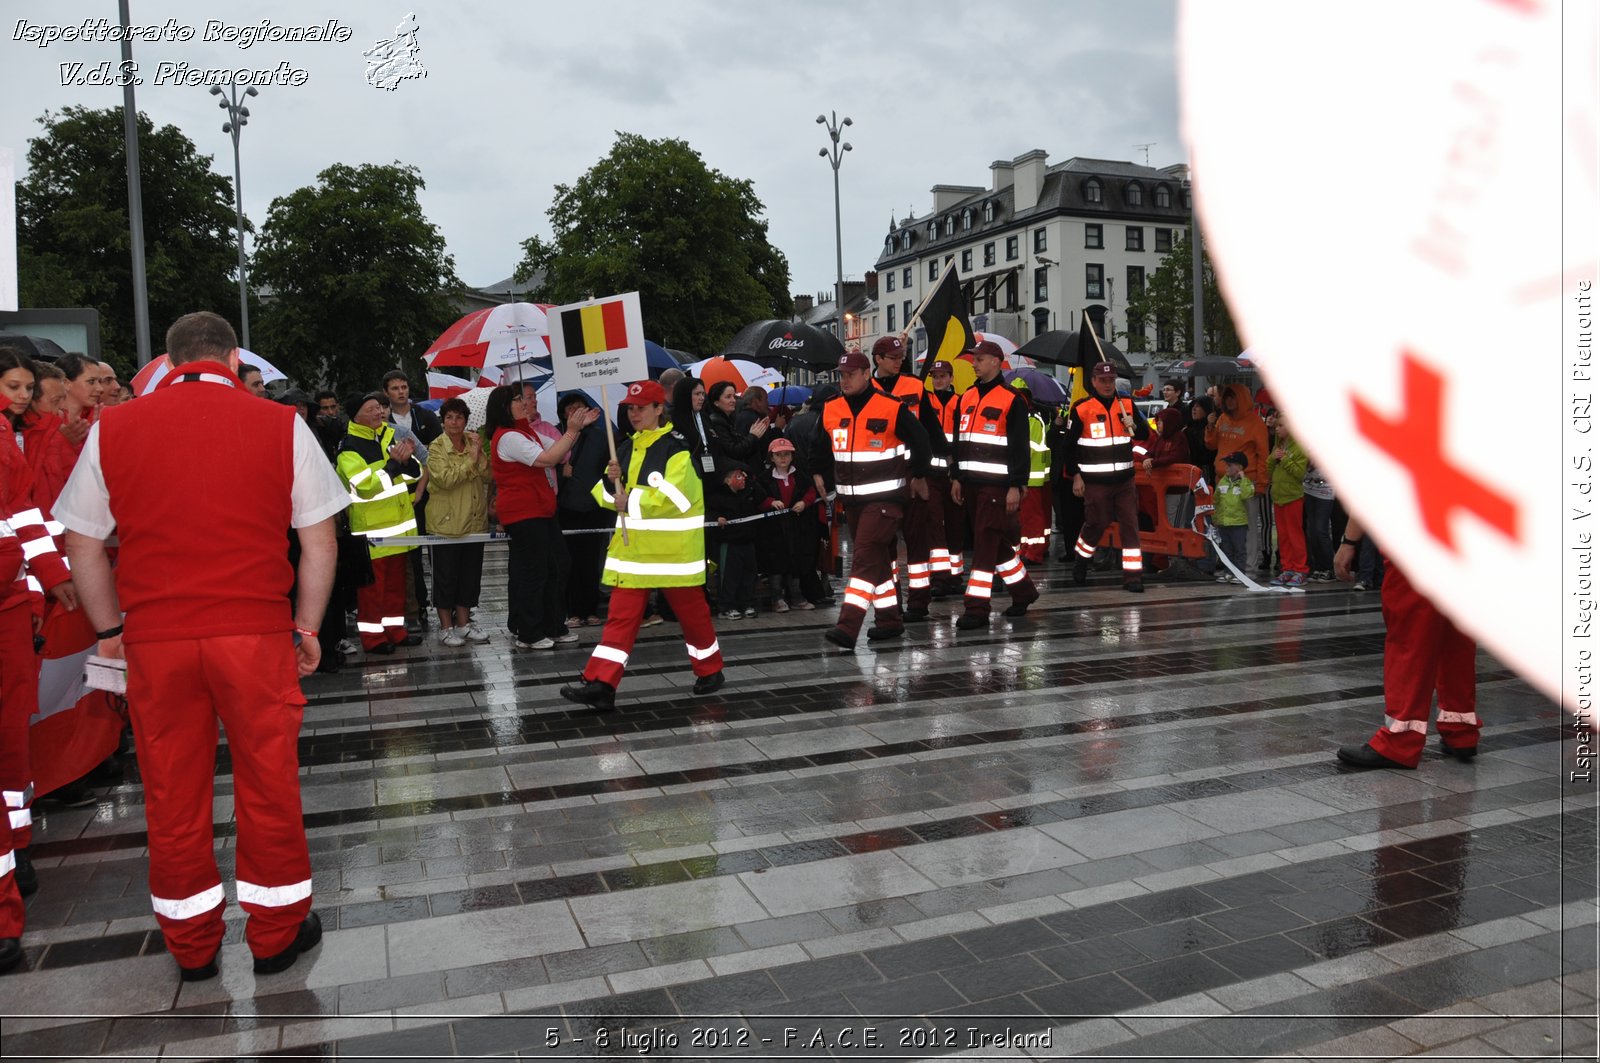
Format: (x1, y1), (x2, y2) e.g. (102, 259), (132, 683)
(817, 111), (852, 344)
(119, 0), (152, 367)
(1188, 177), (1204, 359)
(212, 83), (259, 348)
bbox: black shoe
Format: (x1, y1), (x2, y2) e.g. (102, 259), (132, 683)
(1439, 738), (1479, 762)
(87, 756), (124, 785)
(823, 628), (855, 650)
(13, 850), (36, 897)
(369, 643), (396, 656)
(866, 624), (904, 641)
(1123, 580), (1145, 594)
(253, 912), (322, 975)
(399, 633), (424, 647)
(1003, 587), (1040, 617)
(1336, 743), (1415, 770)
(314, 650), (345, 675)
(0, 937), (22, 974)
(1072, 558), (1088, 586)
(40, 782), (96, 808)
(692, 670), (725, 696)
(903, 608), (930, 623)
(559, 679), (616, 711)
(955, 612), (987, 631)
(179, 949), (221, 982)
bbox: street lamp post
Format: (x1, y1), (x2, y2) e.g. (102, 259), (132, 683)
(817, 111), (852, 345)
(1186, 176), (1204, 359)
(211, 83), (259, 348)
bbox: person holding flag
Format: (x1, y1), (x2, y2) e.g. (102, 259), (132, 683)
(950, 341), (1039, 627)
(560, 380), (725, 710)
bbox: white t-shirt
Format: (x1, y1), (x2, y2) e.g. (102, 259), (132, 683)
(55, 416), (350, 540)
(495, 430), (557, 489)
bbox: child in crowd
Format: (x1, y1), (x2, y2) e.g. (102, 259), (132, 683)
(755, 437), (820, 612)
(1267, 412), (1310, 587)
(1213, 451), (1254, 583)
(707, 460), (760, 619)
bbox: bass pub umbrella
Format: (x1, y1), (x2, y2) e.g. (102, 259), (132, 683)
(722, 319), (844, 370)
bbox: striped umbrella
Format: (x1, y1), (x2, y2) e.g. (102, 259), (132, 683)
(424, 303), (554, 369)
(130, 349), (285, 395)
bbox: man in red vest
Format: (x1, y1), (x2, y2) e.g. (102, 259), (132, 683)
(57, 311), (348, 982)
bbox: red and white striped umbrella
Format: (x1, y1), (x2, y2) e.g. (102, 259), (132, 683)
(426, 371), (476, 400)
(972, 331), (1033, 366)
(424, 303), (554, 369)
(130, 349), (284, 396)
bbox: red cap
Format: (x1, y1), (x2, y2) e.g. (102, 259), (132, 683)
(969, 340), (1005, 360)
(871, 335), (906, 359)
(617, 379), (666, 406)
(929, 360), (955, 374)
(1092, 361), (1118, 378)
(767, 436), (796, 453)
(837, 351), (871, 372)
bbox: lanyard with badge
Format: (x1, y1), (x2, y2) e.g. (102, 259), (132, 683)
(694, 412), (715, 474)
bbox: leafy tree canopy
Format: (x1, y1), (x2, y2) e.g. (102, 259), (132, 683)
(1123, 233), (1242, 359)
(17, 105), (243, 375)
(251, 162), (461, 393)
(515, 133), (792, 355)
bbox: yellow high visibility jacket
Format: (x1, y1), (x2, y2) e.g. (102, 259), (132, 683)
(337, 421), (420, 559)
(592, 422), (706, 588)
(1027, 412), (1050, 488)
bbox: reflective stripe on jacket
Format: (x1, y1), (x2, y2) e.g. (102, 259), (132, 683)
(593, 423), (706, 588)
(954, 381), (1023, 486)
(1027, 413), (1050, 487)
(338, 422), (419, 558)
(822, 391), (909, 501)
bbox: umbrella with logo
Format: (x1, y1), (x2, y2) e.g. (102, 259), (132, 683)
(686, 356), (784, 393)
(722, 319), (844, 370)
(424, 303), (554, 369)
(131, 348), (287, 395)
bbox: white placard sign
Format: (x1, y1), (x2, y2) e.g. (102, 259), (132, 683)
(546, 292), (648, 392)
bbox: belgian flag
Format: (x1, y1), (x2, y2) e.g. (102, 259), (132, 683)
(917, 267), (975, 379)
(558, 299), (631, 357)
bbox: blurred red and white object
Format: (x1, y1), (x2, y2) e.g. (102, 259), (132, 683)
(426, 371), (473, 400)
(131, 349), (285, 395)
(1183, 0), (1595, 717)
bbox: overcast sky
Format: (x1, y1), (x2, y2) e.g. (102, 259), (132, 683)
(2, 0), (1180, 297)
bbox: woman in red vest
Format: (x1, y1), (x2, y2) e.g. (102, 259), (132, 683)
(485, 385), (596, 649)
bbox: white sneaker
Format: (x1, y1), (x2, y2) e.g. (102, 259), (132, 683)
(720, 609), (743, 621)
(773, 599), (790, 613)
(639, 614), (664, 627)
(464, 622), (489, 643)
(442, 629), (466, 647)
(554, 632), (579, 645)
(515, 637), (555, 650)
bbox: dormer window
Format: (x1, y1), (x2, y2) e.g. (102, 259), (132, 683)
(1084, 178), (1102, 204)
(961, 209), (973, 231)
(901, 231), (912, 251)
(927, 222), (938, 242)
(944, 216), (956, 237)
(1154, 184), (1171, 208)
(1126, 182), (1143, 206)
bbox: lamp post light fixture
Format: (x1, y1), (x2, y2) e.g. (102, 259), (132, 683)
(211, 83), (259, 348)
(817, 111), (852, 342)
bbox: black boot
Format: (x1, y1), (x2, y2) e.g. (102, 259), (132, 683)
(1072, 558), (1088, 586)
(13, 850), (36, 897)
(179, 948), (221, 982)
(1439, 737), (1479, 762)
(0, 938), (24, 974)
(559, 679), (616, 711)
(1336, 743), (1414, 770)
(253, 912), (323, 975)
(692, 671), (725, 696)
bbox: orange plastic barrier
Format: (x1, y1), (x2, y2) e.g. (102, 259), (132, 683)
(1095, 463), (1214, 561)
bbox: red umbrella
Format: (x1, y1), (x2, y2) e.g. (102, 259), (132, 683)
(424, 303), (554, 369)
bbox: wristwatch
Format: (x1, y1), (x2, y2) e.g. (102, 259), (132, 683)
(1339, 536), (1362, 548)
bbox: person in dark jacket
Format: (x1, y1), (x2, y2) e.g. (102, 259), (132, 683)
(672, 375), (715, 481)
(784, 384), (840, 604)
(556, 391), (611, 627)
(755, 437), (822, 610)
(707, 460), (761, 619)
(1185, 395), (1217, 476)
(705, 381), (769, 466)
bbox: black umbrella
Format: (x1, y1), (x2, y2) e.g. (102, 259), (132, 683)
(1166, 355), (1257, 378)
(1015, 324), (1135, 379)
(722, 319), (844, 370)
(0, 333), (68, 362)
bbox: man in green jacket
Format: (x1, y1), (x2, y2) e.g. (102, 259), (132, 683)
(337, 392), (422, 654)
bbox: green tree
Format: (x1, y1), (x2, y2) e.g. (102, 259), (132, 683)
(251, 162), (462, 392)
(1122, 233), (1242, 359)
(16, 106), (244, 374)
(515, 133), (792, 354)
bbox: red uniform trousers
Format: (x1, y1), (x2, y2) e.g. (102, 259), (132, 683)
(902, 491), (946, 611)
(927, 474), (966, 584)
(836, 501), (904, 640)
(0, 794), (20, 940)
(1367, 560), (1480, 767)
(961, 485), (1036, 618)
(357, 553), (409, 650)
(1074, 479), (1143, 584)
(126, 633), (312, 967)
(0, 601), (36, 852)
(1019, 484), (1054, 563)
(1274, 498), (1307, 575)
(582, 586), (723, 689)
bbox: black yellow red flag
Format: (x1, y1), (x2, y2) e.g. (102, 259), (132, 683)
(916, 267), (975, 380)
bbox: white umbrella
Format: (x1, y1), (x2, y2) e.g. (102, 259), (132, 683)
(459, 386), (496, 432)
(972, 331), (1033, 366)
(424, 303), (552, 369)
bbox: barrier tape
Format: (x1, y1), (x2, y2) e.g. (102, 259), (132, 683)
(369, 507), (819, 548)
(1205, 528), (1303, 594)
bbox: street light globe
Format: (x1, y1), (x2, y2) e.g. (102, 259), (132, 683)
(818, 148), (828, 157)
(842, 117), (853, 127)
(245, 87), (259, 98)
(815, 115), (826, 124)
(843, 143), (852, 152)
(209, 85), (222, 96)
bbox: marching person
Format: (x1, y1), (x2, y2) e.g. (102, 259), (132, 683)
(339, 393), (423, 654)
(925, 359), (966, 596)
(814, 350), (932, 649)
(1063, 362), (1152, 593)
(560, 380), (725, 709)
(58, 311), (347, 981)
(950, 341), (1039, 627)
(869, 335), (948, 620)
(1010, 379), (1055, 564)
(1335, 515), (1480, 769)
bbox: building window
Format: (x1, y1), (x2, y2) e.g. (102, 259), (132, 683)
(961, 249), (973, 273)
(884, 234), (893, 252)
(1156, 314), (1175, 353)
(902, 300), (911, 327)
(1085, 223), (1102, 249)
(1183, 187), (1192, 209)
(945, 216), (956, 237)
(886, 305), (896, 332)
(902, 267), (911, 288)
(1033, 228), (1047, 253)
(983, 242), (995, 266)
(1004, 273), (1019, 310)
(983, 200), (995, 223)
(901, 231), (912, 251)
(1154, 185), (1171, 208)
(1126, 313), (1146, 350)
(885, 272), (895, 293)
(1126, 264), (1145, 297)
(962, 209), (973, 231)
(927, 222), (937, 243)
(928, 260), (938, 282)
(1005, 235), (1019, 261)
(1034, 267), (1048, 302)
(1086, 263), (1104, 299)
(1126, 182), (1143, 206)
(1126, 226), (1144, 252)
(1154, 228), (1172, 253)
(1084, 178), (1102, 203)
